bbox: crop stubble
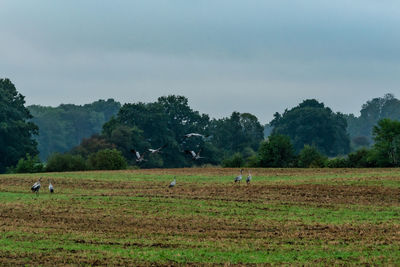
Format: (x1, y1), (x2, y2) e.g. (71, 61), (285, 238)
(0, 168), (399, 265)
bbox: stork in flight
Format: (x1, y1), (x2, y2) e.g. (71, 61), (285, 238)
(234, 169), (244, 184)
(181, 133), (210, 144)
(31, 178), (42, 195)
(183, 133), (208, 139)
(148, 144), (168, 154)
(130, 149), (147, 163)
(184, 148), (204, 160)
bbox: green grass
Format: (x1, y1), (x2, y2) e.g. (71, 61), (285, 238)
(1, 168), (399, 265)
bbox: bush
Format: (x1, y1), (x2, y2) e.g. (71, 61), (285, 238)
(14, 154), (44, 173)
(297, 145), (327, 168)
(258, 134), (296, 167)
(245, 155), (260, 167)
(326, 157), (349, 168)
(87, 149), (127, 170)
(46, 153), (87, 172)
(222, 152), (245, 168)
(347, 148), (372, 167)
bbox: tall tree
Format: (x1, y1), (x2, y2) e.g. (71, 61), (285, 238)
(271, 99), (350, 156)
(0, 79), (38, 172)
(210, 112), (264, 155)
(102, 95), (212, 168)
(347, 93), (400, 147)
(29, 99), (121, 160)
(257, 134), (295, 167)
(372, 118), (400, 167)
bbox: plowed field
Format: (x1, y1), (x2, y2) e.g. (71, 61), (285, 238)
(1, 168), (399, 265)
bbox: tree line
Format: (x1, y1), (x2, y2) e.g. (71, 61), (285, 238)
(2, 78), (400, 173)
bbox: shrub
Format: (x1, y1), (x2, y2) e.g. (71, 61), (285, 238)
(297, 145), (327, 168)
(326, 157), (349, 168)
(14, 154), (44, 173)
(347, 148), (371, 167)
(258, 134), (296, 167)
(245, 155), (260, 167)
(87, 149), (127, 170)
(222, 152), (245, 168)
(46, 153), (87, 172)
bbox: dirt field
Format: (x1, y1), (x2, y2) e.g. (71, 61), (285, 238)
(0, 168), (399, 265)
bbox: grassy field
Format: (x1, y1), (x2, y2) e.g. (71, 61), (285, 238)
(0, 168), (399, 265)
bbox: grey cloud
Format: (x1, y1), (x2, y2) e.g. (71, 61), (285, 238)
(0, 0), (399, 123)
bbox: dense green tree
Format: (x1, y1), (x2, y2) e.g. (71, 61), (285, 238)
(347, 148), (374, 168)
(346, 93), (400, 147)
(102, 95), (212, 168)
(14, 154), (44, 173)
(70, 134), (115, 158)
(210, 112), (264, 155)
(371, 118), (400, 166)
(257, 134), (295, 167)
(29, 99), (120, 161)
(87, 149), (127, 170)
(222, 152), (245, 168)
(297, 145), (327, 168)
(271, 99), (350, 156)
(0, 79), (39, 173)
(46, 153), (87, 172)
(326, 157), (349, 168)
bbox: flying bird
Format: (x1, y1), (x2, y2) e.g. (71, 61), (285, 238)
(181, 133), (210, 143)
(246, 171), (252, 185)
(183, 133), (208, 138)
(169, 178), (176, 188)
(48, 179), (54, 193)
(184, 149), (204, 160)
(130, 149), (147, 163)
(148, 144), (168, 154)
(234, 169), (244, 184)
(31, 178), (42, 194)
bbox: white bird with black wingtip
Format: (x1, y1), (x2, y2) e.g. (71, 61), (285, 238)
(148, 144), (168, 154)
(48, 179), (54, 193)
(169, 178), (176, 188)
(184, 148), (204, 160)
(183, 133), (208, 139)
(31, 178), (42, 194)
(130, 149), (147, 163)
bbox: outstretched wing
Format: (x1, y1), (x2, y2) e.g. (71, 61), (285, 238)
(184, 150), (196, 158)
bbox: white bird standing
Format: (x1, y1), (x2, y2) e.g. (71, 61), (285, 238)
(48, 179), (54, 193)
(169, 178), (176, 188)
(246, 171), (252, 185)
(130, 149), (147, 163)
(184, 149), (204, 160)
(148, 144), (168, 154)
(234, 169), (244, 184)
(31, 178), (42, 194)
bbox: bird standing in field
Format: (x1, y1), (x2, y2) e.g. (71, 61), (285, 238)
(31, 178), (42, 195)
(246, 171), (252, 185)
(48, 179), (54, 193)
(169, 178), (176, 188)
(234, 169), (244, 184)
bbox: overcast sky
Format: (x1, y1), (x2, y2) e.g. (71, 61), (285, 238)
(1, 1), (399, 123)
